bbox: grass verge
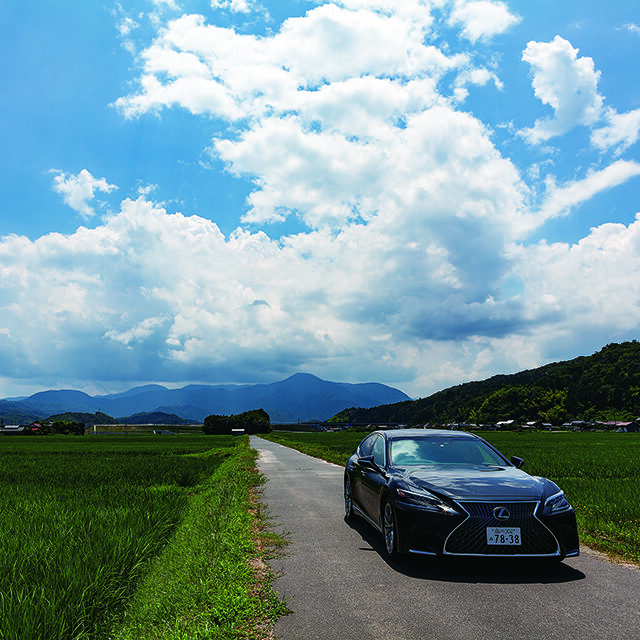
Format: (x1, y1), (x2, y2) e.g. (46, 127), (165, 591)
(112, 437), (289, 639)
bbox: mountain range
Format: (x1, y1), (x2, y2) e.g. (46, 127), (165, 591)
(0, 373), (410, 424)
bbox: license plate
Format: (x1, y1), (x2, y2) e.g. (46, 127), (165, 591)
(486, 527), (521, 545)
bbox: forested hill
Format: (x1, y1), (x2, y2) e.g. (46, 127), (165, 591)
(330, 341), (640, 426)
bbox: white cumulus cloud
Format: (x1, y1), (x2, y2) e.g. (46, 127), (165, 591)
(50, 169), (118, 219)
(3, 193), (640, 396)
(520, 35), (604, 144)
(448, 0), (520, 43)
(592, 107), (640, 155)
(210, 0), (257, 13)
(538, 160), (640, 222)
(511, 214), (640, 356)
(4, 2), (640, 397)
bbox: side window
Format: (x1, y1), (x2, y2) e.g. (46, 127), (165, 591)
(372, 435), (385, 468)
(358, 435), (375, 457)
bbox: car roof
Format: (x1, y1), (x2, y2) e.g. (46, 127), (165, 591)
(375, 429), (478, 439)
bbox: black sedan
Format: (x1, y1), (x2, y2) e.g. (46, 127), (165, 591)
(344, 429), (579, 561)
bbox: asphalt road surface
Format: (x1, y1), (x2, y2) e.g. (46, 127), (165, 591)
(251, 436), (640, 640)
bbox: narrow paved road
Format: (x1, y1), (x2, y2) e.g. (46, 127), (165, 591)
(251, 436), (640, 640)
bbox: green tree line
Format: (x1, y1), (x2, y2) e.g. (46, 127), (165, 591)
(202, 408), (271, 435)
(37, 420), (86, 435)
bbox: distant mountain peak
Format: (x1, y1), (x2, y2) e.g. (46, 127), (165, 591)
(0, 374), (410, 424)
(286, 372), (320, 379)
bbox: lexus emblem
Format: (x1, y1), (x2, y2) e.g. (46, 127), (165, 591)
(493, 507), (511, 521)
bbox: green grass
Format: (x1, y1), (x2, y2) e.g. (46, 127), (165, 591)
(263, 429), (640, 565)
(481, 431), (640, 564)
(113, 439), (289, 639)
(264, 431), (364, 466)
(0, 435), (287, 639)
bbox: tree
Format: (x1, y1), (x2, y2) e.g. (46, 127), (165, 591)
(202, 409), (271, 435)
(38, 420), (85, 435)
(236, 408), (271, 434)
(202, 414), (229, 435)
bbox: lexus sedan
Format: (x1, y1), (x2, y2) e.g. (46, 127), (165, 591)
(344, 429), (579, 561)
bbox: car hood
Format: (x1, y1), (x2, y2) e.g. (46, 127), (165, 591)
(403, 465), (546, 500)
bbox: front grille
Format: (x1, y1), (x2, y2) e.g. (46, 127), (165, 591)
(444, 501), (559, 555)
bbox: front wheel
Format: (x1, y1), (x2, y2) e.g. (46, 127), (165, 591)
(382, 498), (400, 560)
(344, 477), (354, 521)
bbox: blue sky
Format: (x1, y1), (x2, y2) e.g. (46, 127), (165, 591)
(1, 0), (640, 399)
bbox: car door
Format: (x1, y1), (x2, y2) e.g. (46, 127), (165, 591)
(351, 434), (376, 512)
(359, 434), (388, 527)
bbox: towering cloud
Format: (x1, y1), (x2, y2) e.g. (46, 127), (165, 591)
(1, 1), (639, 397)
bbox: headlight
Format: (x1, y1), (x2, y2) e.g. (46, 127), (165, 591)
(396, 487), (459, 515)
(544, 490), (572, 514)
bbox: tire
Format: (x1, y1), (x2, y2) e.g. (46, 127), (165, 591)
(382, 498), (400, 560)
(344, 477), (354, 521)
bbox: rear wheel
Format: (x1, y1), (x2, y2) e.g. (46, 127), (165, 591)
(344, 477), (354, 521)
(382, 498), (399, 560)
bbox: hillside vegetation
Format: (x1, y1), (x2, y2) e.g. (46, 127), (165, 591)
(331, 341), (640, 425)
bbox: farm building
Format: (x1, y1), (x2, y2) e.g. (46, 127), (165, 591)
(1, 425), (27, 435)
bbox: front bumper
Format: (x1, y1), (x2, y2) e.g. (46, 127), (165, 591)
(395, 499), (579, 558)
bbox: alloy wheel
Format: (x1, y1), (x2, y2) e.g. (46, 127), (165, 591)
(344, 478), (353, 519)
(383, 500), (396, 557)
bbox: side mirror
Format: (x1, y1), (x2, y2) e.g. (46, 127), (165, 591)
(358, 455), (379, 471)
(510, 456), (524, 469)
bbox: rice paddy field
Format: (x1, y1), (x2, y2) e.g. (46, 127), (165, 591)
(264, 430), (640, 565)
(0, 434), (286, 640)
(2, 428), (637, 639)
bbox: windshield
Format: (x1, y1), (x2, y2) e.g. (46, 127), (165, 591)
(389, 436), (507, 467)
